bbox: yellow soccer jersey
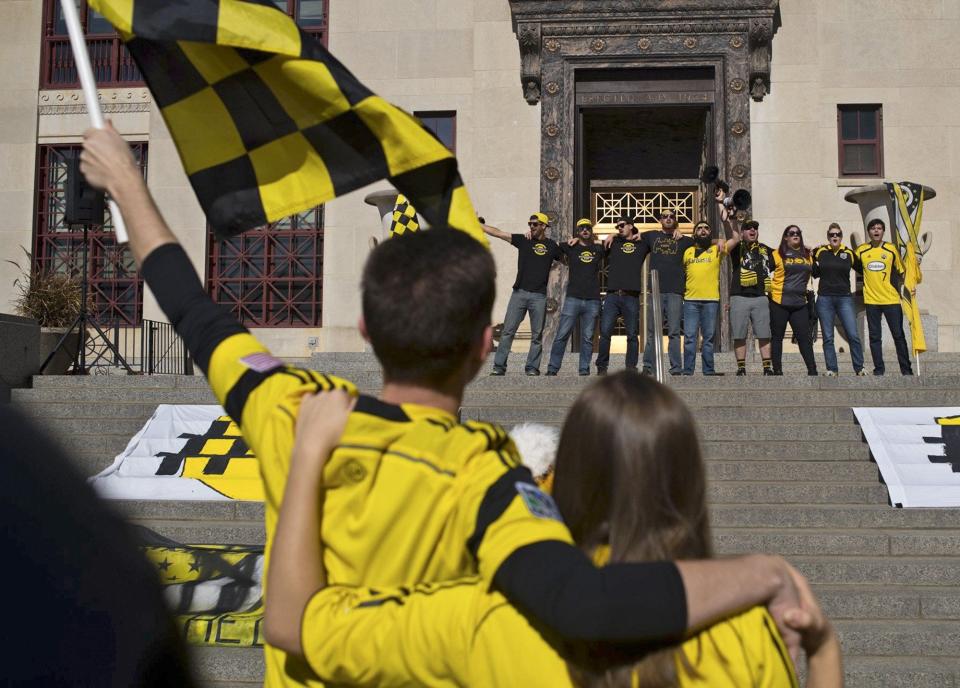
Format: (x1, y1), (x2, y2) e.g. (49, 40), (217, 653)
(856, 241), (904, 305)
(302, 580), (799, 688)
(206, 333), (573, 688)
(683, 243), (725, 301)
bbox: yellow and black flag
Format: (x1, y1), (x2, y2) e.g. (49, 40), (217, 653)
(389, 194), (420, 237)
(887, 182), (926, 356)
(88, 0), (486, 246)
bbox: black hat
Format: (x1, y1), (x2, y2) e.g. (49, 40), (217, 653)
(618, 213), (633, 225)
(742, 219), (760, 230)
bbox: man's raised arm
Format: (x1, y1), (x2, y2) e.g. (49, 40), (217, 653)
(481, 222), (514, 243)
(80, 124), (246, 376)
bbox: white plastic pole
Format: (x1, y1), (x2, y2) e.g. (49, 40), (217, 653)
(59, 0), (129, 243)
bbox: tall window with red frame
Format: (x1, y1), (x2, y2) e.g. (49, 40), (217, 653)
(207, 208), (324, 328)
(34, 144), (147, 325)
(40, 0), (328, 88)
(838, 105), (884, 177)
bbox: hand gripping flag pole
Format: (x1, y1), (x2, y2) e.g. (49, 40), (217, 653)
(59, 0), (129, 244)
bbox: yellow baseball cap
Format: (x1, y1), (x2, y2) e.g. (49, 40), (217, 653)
(576, 218), (594, 228)
(529, 212), (549, 225)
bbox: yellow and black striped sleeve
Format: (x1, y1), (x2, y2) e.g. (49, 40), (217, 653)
(450, 423), (574, 582)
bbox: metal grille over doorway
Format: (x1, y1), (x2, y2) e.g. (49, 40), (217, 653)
(592, 189), (697, 234)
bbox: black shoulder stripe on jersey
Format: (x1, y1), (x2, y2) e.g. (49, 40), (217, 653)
(425, 417), (454, 431)
(224, 368), (285, 425)
(354, 395), (410, 422)
(462, 421), (509, 452)
(466, 465), (536, 560)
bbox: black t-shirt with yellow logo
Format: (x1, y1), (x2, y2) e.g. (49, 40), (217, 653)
(606, 235), (645, 292)
(510, 234), (562, 294)
(561, 242), (604, 299)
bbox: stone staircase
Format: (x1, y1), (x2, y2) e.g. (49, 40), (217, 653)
(11, 351), (960, 687)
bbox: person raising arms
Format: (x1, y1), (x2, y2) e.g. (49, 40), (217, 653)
(82, 123), (808, 686)
(266, 378), (843, 687)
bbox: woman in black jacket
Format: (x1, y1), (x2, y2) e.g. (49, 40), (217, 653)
(812, 223), (865, 376)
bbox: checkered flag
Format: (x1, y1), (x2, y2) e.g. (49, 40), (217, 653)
(389, 194), (420, 237)
(88, 0), (486, 246)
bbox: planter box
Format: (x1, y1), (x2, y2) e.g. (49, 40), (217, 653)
(0, 314), (40, 397)
(38, 327), (82, 376)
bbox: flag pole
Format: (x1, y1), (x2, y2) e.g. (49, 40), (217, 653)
(59, 0), (129, 244)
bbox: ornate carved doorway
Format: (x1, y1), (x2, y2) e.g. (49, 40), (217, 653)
(508, 0), (780, 352)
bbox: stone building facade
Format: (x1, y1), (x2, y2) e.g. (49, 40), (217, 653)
(1, 0), (959, 355)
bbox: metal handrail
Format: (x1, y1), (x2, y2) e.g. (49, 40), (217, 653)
(650, 269), (664, 383)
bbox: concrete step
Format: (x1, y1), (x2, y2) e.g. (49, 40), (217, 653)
(707, 481), (887, 505)
(842, 656), (960, 688)
(711, 505), (959, 529)
(705, 460), (879, 482)
(190, 646), (262, 686)
(836, 620), (960, 657)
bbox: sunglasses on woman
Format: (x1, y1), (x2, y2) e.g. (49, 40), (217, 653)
(786, 231), (801, 237)
(827, 232), (842, 238)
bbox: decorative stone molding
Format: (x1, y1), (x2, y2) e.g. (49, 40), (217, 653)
(730, 78), (746, 93)
(544, 123), (560, 137)
(508, 3), (779, 105)
(38, 88), (152, 116)
(731, 121), (747, 136)
(545, 81), (560, 95)
(748, 17), (774, 101)
(732, 164), (748, 180)
(517, 22), (542, 105)
(543, 166), (561, 181)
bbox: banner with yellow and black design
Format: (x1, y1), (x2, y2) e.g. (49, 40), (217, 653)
(93, 405), (264, 501)
(88, 0), (486, 246)
(138, 527), (265, 647)
(854, 407), (960, 507)
(887, 182), (926, 356)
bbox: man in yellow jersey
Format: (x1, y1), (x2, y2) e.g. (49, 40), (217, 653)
(681, 220), (729, 375)
(82, 124), (809, 687)
(855, 218), (913, 375)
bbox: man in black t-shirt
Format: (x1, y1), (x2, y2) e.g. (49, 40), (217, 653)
(484, 213), (563, 375)
(596, 214), (644, 374)
(545, 218), (604, 376)
(636, 210), (694, 375)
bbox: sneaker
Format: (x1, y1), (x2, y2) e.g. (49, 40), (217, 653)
(641, 368), (653, 376)
(669, 371), (682, 376)
(596, 368), (608, 376)
(578, 371), (590, 376)
(545, 371), (557, 377)
(736, 368), (747, 377)
(807, 370), (819, 376)
(824, 371), (837, 377)
(855, 369), (866, 377)
(704, 371), (725, 376)
(762, 369), (775, 376)
(490, 370), (505, 376)
(525, 369), (541, 376)
(873, 370), (885, 376)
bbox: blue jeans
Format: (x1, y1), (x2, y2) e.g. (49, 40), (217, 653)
(643, 292), (684, 374)
(595, 292), (640, 370)
(493, 289), (546, 373)
(816, 294), (864, 373)
(548, 297), (601, 374)
(866, 303), (913, 375)
(683, 300), (719, 374)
